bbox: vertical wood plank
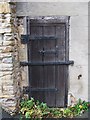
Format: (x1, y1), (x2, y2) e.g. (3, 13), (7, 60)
(29, 24), (44, 101)
(56, 24), (66, 62)
(55, 24), (66, 107)
(43, 25), (56, 106)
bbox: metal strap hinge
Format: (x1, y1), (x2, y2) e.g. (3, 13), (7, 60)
(23, 86), (58, 94)
(23, 86), (29, 94)
(20, 61), (74, 66)
(21, 35), (58, 44)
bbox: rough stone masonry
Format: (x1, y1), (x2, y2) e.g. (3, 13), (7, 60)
(0, 2), (21, 115)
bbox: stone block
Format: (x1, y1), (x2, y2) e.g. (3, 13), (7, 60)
(0, 74), (13, 80)
(0, 28), (5, 34)
(1, 19), (5, 23)
(0, 63), (13, 71)
(4, 27), (12, 33)
(2, 23), (12, 28)
(5, 18), (14, 24)
(0, 53), (12, 59)
(1, 22), (6, 28)
(2, 85), (14, 93)
(5, 13), (11, 17)
(3, 102), (16, 107)
(3, 40), (15, 46)
(0, 13), (4, 18)
(1, 46), (13, 53)
(0, 41), (2, 46)
(4, 33), (13, 36)
(0, 3), (11, 14)
(2, 57), (13, 63)
(3, 90), (14, 95)
(0, 27), (13, 34)
(0, 95), (15, 99)
(0, 71), (13, 77)
(0, 34), (3, 45)
(2, 81), (13, 86)
(4, 35), (14, 41)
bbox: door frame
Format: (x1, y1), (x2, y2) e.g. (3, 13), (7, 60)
(26, 16), (70, 107)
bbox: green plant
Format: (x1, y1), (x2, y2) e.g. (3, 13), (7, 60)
(20, 97), (35, 109)
(69, 98), (89, 117)
(20, 98), (49, 119)
(20, 98), (90, 119)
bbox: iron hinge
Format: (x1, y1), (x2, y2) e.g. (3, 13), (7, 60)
(20, 61), (74, 66)
(23, 86), (58, 94)
(23, 86), (29, 94)
(21, 35), (30, 44)
(21, 35), (58, 44)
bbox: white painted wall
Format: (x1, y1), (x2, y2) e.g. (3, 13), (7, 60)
(16, 2), (88, 102)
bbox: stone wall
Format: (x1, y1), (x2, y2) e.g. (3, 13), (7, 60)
(0, 2), (21, 115)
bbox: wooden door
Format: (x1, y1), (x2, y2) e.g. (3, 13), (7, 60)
(27, 17), (69, 107)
